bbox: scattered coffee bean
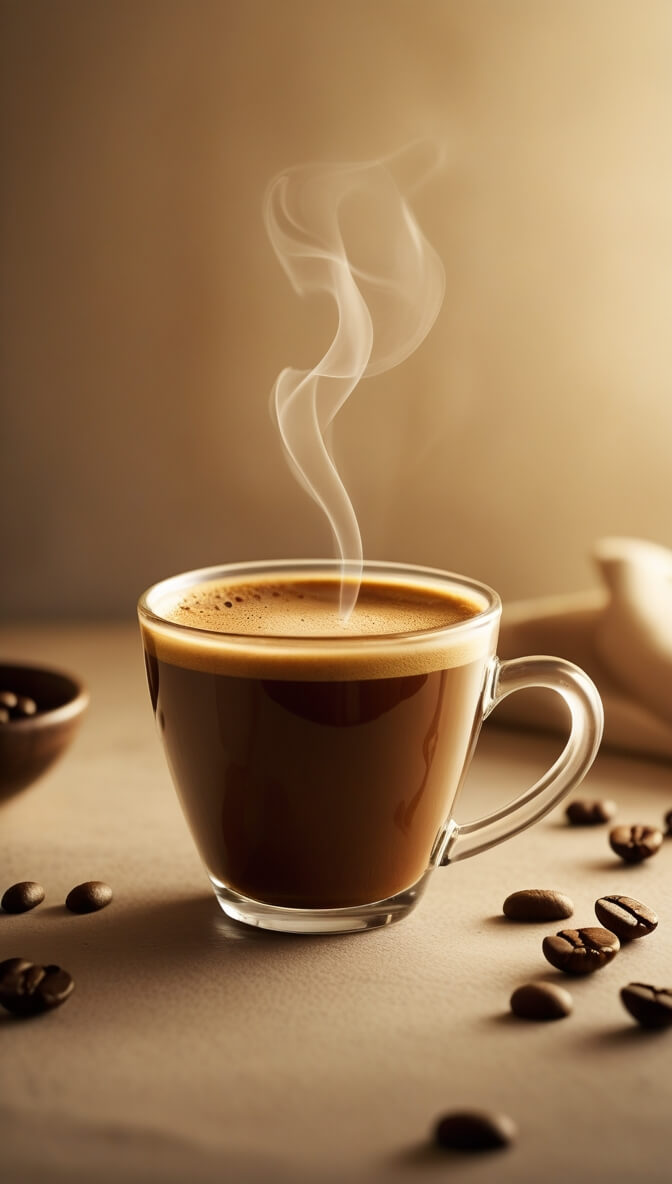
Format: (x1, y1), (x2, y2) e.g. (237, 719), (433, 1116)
(542, 926), (620, 975)
(503, 889), (574, 922)
(434, 1110), (516, 1152)
(1, 881), (46, 914)
(0, 691), (18, 710)
(609, 824), (663, 864)
(0, 962), (45, 1014)
(35, 966), (75, 1009)
(0, 707), (9, 724)
(0, 957), (33, 978)
(620, 983), (672, 1030)
(65, 881), (113, 913)
(0, 960), (74, 1016)
(510, 981), (573, 1021)
(664, 808), (672, 837)
(594, 895), (658, 942)
(566, 798), (616, 826)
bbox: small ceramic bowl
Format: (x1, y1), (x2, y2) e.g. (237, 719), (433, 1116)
(0, 662), (89, 804)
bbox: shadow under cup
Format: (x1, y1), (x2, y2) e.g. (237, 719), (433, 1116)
(138, 560), (503, 933)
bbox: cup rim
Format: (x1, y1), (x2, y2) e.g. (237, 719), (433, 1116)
(138, 559), (501, 652)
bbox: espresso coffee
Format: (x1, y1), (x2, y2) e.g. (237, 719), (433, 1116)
(141, 573), (492, 910)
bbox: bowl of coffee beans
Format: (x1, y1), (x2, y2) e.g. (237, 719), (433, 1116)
(0, 662), (88, 803)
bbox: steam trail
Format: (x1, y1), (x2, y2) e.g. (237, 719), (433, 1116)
(264, 143), (445, 616)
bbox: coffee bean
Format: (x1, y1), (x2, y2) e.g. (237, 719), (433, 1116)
(1, 881), (46, 914)
(434, 1110), (516, 1152)
(510, 981), (573, 1021)
(38, 965), (75, 1008)
(15, 695), (37, 717)
(503, 889), (574, 922)
(0, 690), (38, 721)
(620, 983), (672, 1030)
(594, 895), (658, 942)
(542, 926), (620, 975)
(609, 824), (663, 863)
(0, 957), (33, 979)
(566, 799), (616, 826)
(65, 881), (113, 913)
(0, 961), (74, 1016)
(4, 961), (46, 1002)
(664, 809), (672, 837)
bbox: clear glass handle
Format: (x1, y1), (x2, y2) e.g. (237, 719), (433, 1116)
(441, 655), (604, 865)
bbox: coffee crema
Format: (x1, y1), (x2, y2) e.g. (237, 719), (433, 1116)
(144, 574), (491, 680)
(167, 576), (477, 637)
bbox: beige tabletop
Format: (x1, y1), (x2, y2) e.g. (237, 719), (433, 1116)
(1, 623), (671, 1184)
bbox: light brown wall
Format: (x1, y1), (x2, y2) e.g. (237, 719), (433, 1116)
(2, 0), (671, 618)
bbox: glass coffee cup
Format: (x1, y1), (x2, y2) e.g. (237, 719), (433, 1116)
(138, 559), (603, 934)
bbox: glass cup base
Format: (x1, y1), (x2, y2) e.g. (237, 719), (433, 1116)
(210, 871), (432, 935)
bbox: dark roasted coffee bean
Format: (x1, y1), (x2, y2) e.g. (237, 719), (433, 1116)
(0, 961), (74, 1016)
(542, 926), (620, 975)
(620, 983), (672, 1030)
(594, 895), (658, 942)
(510, 981), (573, 1021)
(665, 809), (672, 837)
(0, 689), (39, 721)
(1, 881), (46, 914)
(434, 1110), (516, 1152)
(14, 695), (37, 717)
(0, 963), (46, 1015)
(38, 965), (75, 1009)
(65, 880), (113, 913)
(503, 888), (573, 922)
(609, 824), (663, 863)
(566, 798), (616, 826)
(0, 957), (33, 980)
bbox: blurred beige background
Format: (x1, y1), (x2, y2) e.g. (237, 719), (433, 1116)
(1, 0), (671, 619)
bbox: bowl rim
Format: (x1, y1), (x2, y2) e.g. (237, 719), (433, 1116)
(0, 661), (89, 730)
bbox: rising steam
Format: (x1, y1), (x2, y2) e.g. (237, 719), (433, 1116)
(264, 143), (446, 616)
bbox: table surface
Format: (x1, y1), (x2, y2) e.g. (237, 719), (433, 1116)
(1, 623), (671, 1184)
